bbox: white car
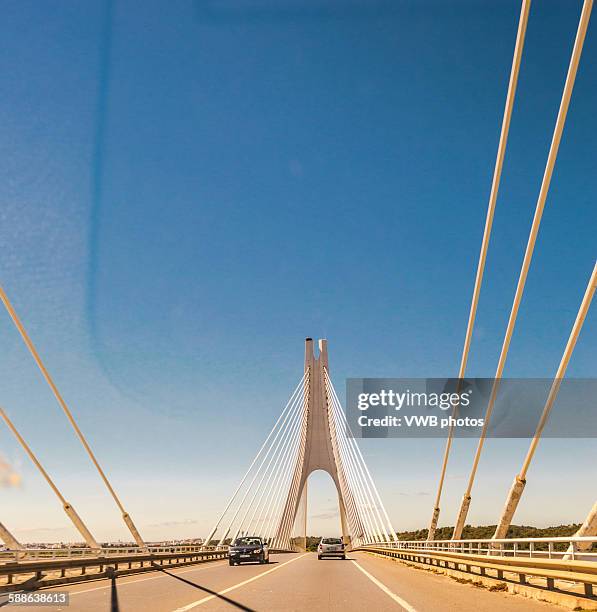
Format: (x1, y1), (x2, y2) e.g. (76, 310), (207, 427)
(317, 537), (346, 560)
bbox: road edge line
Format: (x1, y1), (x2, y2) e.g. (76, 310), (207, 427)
(351, 559), (418, 612)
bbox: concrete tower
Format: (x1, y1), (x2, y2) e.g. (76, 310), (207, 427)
(275, 338), (364, 549)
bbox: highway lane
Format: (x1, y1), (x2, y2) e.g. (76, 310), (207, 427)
(3, 552), (560, 612)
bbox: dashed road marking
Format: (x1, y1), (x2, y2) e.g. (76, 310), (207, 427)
(67, 561), (227, 596)
(173, 553), (308, 611)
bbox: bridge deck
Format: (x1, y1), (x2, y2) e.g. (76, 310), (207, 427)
(0, 552), (560, 612)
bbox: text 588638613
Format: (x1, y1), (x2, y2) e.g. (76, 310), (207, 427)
(6, 592), (69, 606)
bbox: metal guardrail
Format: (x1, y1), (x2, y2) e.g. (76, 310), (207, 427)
(0, 545), (213, 564)
(362, 536), (597, 560)
(358, 538), (597, 600)
(0, 549), (227, 593)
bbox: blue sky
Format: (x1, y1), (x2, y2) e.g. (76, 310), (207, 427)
(1, 0), (596, 543)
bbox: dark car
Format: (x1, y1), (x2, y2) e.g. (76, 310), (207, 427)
(228, 537), (269, 566)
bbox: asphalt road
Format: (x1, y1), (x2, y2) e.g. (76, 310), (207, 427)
(2, 553), (560, 612)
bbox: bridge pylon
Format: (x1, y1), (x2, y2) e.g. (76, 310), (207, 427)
(274, 338), (363, 549)
(205, 338), (395, 552)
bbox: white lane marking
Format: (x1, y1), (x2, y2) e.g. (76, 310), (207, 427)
(351, 560), (418, 612)
(67, 561), (227, 596)
(172, 553), (308, 611)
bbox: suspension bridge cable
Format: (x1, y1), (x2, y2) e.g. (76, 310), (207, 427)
(324, 373), (371, 543)
(259, 431), (300, 542)
(332, 397), (386, 542)
(0, 287), (145, 548)
(324, 376), (364, 539)
(262, 403), (305, 544)
(326, 389), (375, 542)
(519, 265), (597, 475)
(325, 392), (369, 542)
(217, 377), (306, 546)
(235, 391), (305, 538)
(326, 385), (384, 541)
(327, 373), (396, 539)
(255, 397), (307, 540)
(252, 425), (300, 536)
(325, 375), (372, 541)
(452, 0), (594, 540)
(267, 380), (309, 548)
(203, 373), (306, 546)
(0, 406), (100, 549)
(274, 420), (307, 548)
(260, 370), (310, 540)
(327, 379), (387, 543)
(339, 417), (387, 541)
(335, 421), (380, 542)
(329, 383), (390, 542)
(328, 398), (380, 544)
(274, 381), (310, 548)
(428, 0), (531, 541)
(493, 262), (597, 539)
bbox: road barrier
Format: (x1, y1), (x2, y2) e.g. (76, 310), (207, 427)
(358, 537), (597, 603)
(363, 536), (597, 560)
(0, 545), (212, 564)
(0, 549), (227, 593)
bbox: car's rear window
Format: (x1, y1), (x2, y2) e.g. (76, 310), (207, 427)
(233, 538), (261, 546)
(322, 538), (342, 544)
